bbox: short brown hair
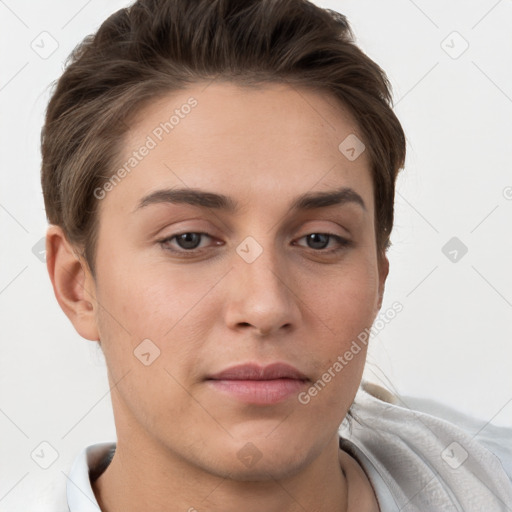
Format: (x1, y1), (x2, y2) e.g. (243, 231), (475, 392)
(41, 0), (406, 275)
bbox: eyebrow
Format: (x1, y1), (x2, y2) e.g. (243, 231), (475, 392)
(135, 186), (366, 213)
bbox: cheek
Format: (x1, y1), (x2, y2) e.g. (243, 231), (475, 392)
(309, 258), (380, 335)
(298, 275), (375, 422)
(93, 251), (222, 390)
(93, 258), (207, 419)
(299, 257), (379, 393)
(95, 251), (207, 337)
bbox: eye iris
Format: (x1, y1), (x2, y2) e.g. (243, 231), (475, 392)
(177, 233), (201, 249)
(307, 233), (329, 249)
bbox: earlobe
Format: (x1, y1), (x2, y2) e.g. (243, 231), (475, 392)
(45, 225), (100, 341)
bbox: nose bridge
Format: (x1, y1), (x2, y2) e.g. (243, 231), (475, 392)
(238, 237), (284, 293)
(225, 234), (298, 334)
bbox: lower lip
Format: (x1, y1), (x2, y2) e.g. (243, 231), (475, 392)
(207, 378), (308, 405)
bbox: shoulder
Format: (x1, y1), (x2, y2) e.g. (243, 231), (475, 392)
(389, 389), (512, 480)
(339, 382), (512, 511)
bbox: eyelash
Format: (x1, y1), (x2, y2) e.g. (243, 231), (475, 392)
(158, 231), (352, 256)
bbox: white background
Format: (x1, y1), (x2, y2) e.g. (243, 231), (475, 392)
(1, 0), (511, 508)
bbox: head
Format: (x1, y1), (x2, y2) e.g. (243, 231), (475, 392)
(42, 0), (405, 480)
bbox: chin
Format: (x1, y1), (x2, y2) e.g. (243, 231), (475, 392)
(216, 453), (311, 482)
(204, 435), (315, 482)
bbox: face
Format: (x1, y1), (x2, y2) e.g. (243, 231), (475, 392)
(86, 82), (387, 480)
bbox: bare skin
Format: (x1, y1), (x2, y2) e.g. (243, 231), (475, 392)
(47, 82), (384, 511)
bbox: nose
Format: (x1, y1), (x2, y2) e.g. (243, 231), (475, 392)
(223, 240), (301, 337)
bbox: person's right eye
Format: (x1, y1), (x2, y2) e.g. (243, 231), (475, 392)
(158, 232), (219, 254)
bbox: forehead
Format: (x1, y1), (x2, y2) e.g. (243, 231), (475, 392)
(105, 81), (374, 217)
(128, 80), (365, 157)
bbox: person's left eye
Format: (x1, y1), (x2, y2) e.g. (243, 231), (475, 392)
(294, 233), (352, 253)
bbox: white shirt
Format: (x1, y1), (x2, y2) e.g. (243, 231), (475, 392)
(42, 386), (512, 511)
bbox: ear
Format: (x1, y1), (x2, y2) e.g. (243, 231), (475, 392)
(45, 225), (99, 341)
(375, 253), (389, 312)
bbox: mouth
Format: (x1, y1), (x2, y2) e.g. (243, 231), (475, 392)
(206, 362), (309, 405)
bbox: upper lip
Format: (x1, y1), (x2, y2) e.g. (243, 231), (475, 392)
(208, 362), (308, 381)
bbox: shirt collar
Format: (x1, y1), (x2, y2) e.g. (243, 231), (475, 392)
(67, 442), (116, 511)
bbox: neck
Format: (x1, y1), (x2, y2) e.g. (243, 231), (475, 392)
(92, 433), (352, 512)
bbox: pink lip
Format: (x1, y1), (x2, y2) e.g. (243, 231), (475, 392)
(207, 363), (309, 405)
